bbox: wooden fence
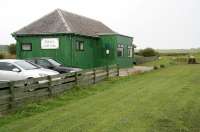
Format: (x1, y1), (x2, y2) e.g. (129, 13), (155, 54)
(173, 57), (200, 64)
(0, 65), (119, 114)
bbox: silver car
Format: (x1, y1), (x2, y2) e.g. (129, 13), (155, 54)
(0, 59), (59, 82)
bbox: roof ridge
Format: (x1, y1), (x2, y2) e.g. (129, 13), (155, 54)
(56, 9), (71, 32)
(13, 10), (57, 34)
(58, 9), (102, 24)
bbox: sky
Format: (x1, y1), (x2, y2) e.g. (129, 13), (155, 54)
(0, 0), (199, 49)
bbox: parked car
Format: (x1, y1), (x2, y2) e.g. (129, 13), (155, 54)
(28, 58), (82, 74)
(0, 59), (59, 82)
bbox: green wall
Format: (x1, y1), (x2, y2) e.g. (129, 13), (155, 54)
(71, 35), (97, 68)
(98, 35), (133, 68)
(15, 33), (133, 69)
(16, 34), (72, 67)
(95, 35), (116, 67)
(116, 35), (133, 68)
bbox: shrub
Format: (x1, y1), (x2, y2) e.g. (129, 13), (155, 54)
(160, 64), (165, 68)
(0, 54), (5, 59)
(8, 44), (16, 55)
(138, 48), (159, 57)
(154, 66), (158, 70)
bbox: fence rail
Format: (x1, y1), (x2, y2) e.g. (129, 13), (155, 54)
(0, 65), (119, 114)
(173, 57), (200, 64)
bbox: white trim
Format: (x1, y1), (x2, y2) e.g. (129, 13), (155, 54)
(57, 9), (71, 32)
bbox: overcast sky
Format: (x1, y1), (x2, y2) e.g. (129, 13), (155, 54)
(0, 0), (199, 49)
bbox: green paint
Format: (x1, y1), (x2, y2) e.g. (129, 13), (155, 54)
(14, 34), (134, 68)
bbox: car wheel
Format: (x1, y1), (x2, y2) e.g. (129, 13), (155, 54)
(25, 77), (36, 92)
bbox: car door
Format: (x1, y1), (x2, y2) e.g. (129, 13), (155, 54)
(0, 62), (23, 81)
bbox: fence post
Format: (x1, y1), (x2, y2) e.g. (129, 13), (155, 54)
(93, 68), (96, 84)
(106, 65), (109, 78)
(9, 82), (15, 109)
(47, 76), (53, 96)
(75, 72), (78, 85)
(117, 64), (120, 76)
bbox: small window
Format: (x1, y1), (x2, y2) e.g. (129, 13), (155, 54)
(128, 46), (133, 57)
(22, 43), (32, 51)
(117, 44), (124, 57)
(0, 62), (18, 71)
(76, 41), (84, 51)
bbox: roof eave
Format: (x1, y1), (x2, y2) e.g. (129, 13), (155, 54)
(97, 33), (133, 39)
(12, 32), (100, 38)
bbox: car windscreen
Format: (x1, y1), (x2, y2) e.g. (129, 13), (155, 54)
(15, 61), (39, 70)
(48, 59), (61, 66)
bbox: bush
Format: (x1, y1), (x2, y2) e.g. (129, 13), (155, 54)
(160, 64), (165, 68)
(0, 54), (4, 59)
(138, 48), (159, 57)
(154, 66), (158, 70)
(8, 44), (16, 55)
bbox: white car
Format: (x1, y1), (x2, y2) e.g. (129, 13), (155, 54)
(0, 59), (59, 82)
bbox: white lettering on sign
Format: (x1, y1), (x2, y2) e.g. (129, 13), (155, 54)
(41, 38), (59, 49)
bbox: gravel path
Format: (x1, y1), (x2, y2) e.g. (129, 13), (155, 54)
(119, 66), (154, 76)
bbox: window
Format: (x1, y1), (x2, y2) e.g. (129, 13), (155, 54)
(22, 43), (32, 51)
(47, 59), (61, 67)
(117, 44), (124, 57)
(37, 59), (52, 68)
(15, 60), (39, 70)
(128, 46), (133, 57)
(76, 41), (84, 51)
(0, 62), (18, 71)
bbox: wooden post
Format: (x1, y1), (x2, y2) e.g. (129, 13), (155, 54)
(106, 65), (109, 78)
(47, 76), (53, 96)
(117, 64), (120, 76)
(93, 68), (96, 84)
(9, 82), (15, 109)
(75, 72), (78, 85)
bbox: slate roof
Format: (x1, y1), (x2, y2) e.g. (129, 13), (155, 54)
(14, 9), (116, 37)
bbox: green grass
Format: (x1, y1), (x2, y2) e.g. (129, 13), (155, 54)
(193, 52), (200, 58)
(141, 56), (174, 67)
(1, 65), (200, 132)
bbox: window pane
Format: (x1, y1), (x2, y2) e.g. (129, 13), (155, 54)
(117, 47), (123, 57)
(0, 62), (17, 71)
(128, 46), (133, 57)
(37, 59), (51, 67)
(80, 42), (84, 50)
(76, 41), (84, 51)
(22, 43), (32, 51)
(48, 59), (61, 66)
(117, 44), (124, 57)
(15, 61), (38, 70)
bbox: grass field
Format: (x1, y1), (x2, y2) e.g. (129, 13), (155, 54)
(141, 56), (173, 66)
(0, 65), (200, 132)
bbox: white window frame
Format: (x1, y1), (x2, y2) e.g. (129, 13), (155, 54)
(128, 46), (133, 57)
(76, 41), (84, 51)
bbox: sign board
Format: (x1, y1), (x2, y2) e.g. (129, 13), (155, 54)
(41, 38), (59, 49)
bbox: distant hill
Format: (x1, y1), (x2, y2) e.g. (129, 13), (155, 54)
(135, 48), (200, 54)
(156, 49), (200, 54)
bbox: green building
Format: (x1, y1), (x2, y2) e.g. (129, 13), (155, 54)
(12, 9), (135, 69)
